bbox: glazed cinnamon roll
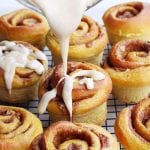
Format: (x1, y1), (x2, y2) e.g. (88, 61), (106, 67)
(104, 39), (150, 103)
(115, 98), (150, 150)
(38, 62), (112, 125)
(46, 16), (108, 65)
(103, 2), (150, 44)
(0, 40), (48, 103)
(0, 105), (43, 150)
(0, 9), (49, 49)
(30, 121), (119, 150)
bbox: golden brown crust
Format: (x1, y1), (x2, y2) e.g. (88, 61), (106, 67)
(39, 62), (112, 115)
(0, 105), (43, 150)
(0, 41), (48, 89)
(0, 9), (49, 49)
(29, 121), (119, 150)
(115, 98), (150, 150)
(104, 39), (150, 87)
(103, 2), (150, 44)
(46, 16), (107, 63)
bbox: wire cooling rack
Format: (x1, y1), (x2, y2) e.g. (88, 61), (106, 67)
(0, 44), (134, 150)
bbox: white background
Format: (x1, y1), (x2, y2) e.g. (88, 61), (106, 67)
(0, 0), (149, 25)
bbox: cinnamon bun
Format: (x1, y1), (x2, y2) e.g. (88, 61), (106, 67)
(104, 39), (150, 103)
(103, 2), (150, 45)
(115, 98), (150, 150)
(0, 105), (43, 150)
(0, 9), (49, 49)
(46, 16), (108, 65)
(38, 62), (112, 125)
(30, 121), (119, 150)
(0, 40), (48, 103)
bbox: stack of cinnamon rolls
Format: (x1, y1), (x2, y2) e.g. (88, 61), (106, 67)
(0, 1), (149, 150)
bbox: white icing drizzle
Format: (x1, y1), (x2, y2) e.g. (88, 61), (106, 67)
(0, 41), (16, 47)
(0, 41), (47, 94)
(80, 77), (94, 89)
(38, 70), (105, 118)
(26, 60), (45, 74)
(30, 0), (103, 119)
(32, 50), (47, 61)
(71, 70), (105, 80)
(38, 88), (57, 114)
(30, 0), (87, 75)
(62, 75), (73, 120)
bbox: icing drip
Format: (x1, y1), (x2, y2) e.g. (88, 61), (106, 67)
(62, 75), (73, 120)
(79, 77), (94, 89)
(26, 60), (45, 74)
(30, 0), (103, 119)
(0, 41), (47, 94)
(30, 0), (87, 75)
(38, 88), (57, 114)
(71, 70), (105, 80)
(38, 70), (105, 118)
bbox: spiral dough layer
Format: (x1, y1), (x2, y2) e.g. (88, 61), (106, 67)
(30, 121), (119, 150)
(0, 9), (49, 49)
(0, 105), (43, 150)
(115, 98), (150, 150)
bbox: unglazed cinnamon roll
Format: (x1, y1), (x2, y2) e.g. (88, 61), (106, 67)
(0, 105), (43, 150)
(0, 9), (49, 49)
(38, 62), (112, 125)
(46, 16), (108, 65)
(30, 121), (119, 150)
(104, 39), (150, 103)
(0, 40), (48, 103)
(115, 98), (150, 150)
(103, 2), (150, 45)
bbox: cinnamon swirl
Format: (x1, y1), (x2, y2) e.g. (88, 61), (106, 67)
(115, 98), (150, 150)
(38, 62), (112, 125)
(103, 2), (150, 44)
(0, 105), (43, 150)
(30, 121), (119, 150)
(46, 16), (108, 65)
(104, 39), (150, 103)
(0, 40), (48, 103)
(0, 9), (49, 49)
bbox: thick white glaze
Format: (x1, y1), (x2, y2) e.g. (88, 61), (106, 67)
(31, 0), (104, 119)
(38, 70), (105, 117)
(30, 0), (87, 74)
(0, 41), (47, 94)
(38, 88), (57, 114)
(79, 77), (94, 89)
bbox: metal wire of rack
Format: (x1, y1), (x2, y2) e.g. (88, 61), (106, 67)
(0, 44), (134, 150)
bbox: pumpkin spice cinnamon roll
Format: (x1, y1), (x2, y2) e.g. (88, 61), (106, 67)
(103, 1), (150, 44)
(38, 62), (112, 125)
(0, 9), (49, 49)
(104, 39), (150, 103)
(0, 40), (48, 103)
(30, 121), (119, 150)
(46, 16), (108, 65)
(115, 98), (150, 150)
(0, 105), (43, 150)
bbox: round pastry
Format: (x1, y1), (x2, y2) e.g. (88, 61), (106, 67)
(0, 40), (48, 103)
(46, 16), (108, 65)
(115, 98), (150, 150)
(0, 9), (49, 49)
(0, 105), (43, 150)
(38, 62), (112, 125)
(103, 1), (150, 45)
(30, 121), (119, 150)
(104, 39), (150, 103)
